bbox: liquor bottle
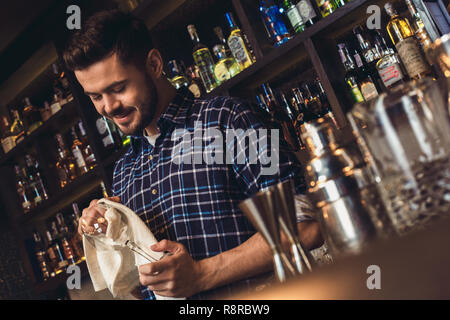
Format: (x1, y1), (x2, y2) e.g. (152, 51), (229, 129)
(71, 203), (85, 263)
(261, 83), (299, 150)
(372, 30), (406, 89)
(25, 154), (49, 203)
(291, 87), (307, 121)
(404, 0), (433, 63)
(279, 91), (302, 150)
(315, 0), (338, 18)
(314, 77), (331, 116)
(225, 12), (254, 71)
(22, 98), (43, 134)
(101, 181), (110, 198)
(77, 120), (97, 170)
(40, 101), (52, 122)
(213, 26), (233, 58)
(10, 109), (26, 144)
(55, 133), (77, 188)
(296, 0), (321, 27)
(353, 25), (381, 67)
(213, 44), (241, 83)
(50, 94), (62, 115)
(337, 43), (365, 103)
(167, 60), (189, 90)
(282, 0), (305, 33)
(52, 63), (73, 104)
(185, 65), (205, 98)
(14, 165), (33, 213)
(45, 229), (68, 275)
(1, 116), (15, 154)
(32, 230), (52, 280)
(55, 214), (77, 265)
(187, 25), (218, 93)
(384, 2), (432, 80)
(96, 116), (122, 151)
(259, 0), (292, 47)
(334, 0), (347, 7)
(302, 83), (322, 120)
(70, 126), (89, 175)
(352, 50), (380, 101)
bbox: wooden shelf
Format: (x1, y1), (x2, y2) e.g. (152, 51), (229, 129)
(15, 167), (103, 224)
(0, 100), (79, 166)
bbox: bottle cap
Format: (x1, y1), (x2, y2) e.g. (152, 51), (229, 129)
(213, 45), (227, 60)
(384, 3), (397, 16)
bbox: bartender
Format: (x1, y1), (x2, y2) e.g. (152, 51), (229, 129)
(63, 9), (323, 299)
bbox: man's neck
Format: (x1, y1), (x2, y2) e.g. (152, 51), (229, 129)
(145, 79), (177, 136)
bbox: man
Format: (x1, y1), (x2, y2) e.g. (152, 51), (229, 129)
(64, 9), (323, 299)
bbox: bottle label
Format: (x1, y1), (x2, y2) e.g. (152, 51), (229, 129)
(360, 81), (379, 101)
(72, 148), (86, 168)
(395, 38), (429, 78)
(102, 135), (114, 147)
(350, 86), (365, 103)
(50, 102), (61, 115)
(22, 200), (32, 210)
(297, 0), (317, 21)
(96, 118), (107, 135)
(189, 83), (201, 98)
(228, 35), (249, 65)
(214, 62), (231, 82)
(286, 7), (303, 30)
(378, 63), (404, 87)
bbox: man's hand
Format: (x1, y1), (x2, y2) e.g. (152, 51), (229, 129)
(78, 196), (121, 236)
(138, 239), (204, 298)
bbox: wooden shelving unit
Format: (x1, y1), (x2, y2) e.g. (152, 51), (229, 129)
(0, 0), (437, 299)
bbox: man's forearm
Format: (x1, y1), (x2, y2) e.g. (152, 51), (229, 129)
(195, 221), (323, 294)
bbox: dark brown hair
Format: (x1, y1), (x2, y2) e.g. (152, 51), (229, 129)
(63, 9), (153, 71)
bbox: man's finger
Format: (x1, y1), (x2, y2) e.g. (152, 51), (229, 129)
(151, 239), (180, 253)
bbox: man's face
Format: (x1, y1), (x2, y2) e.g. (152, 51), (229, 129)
(75, 53), (157, 136)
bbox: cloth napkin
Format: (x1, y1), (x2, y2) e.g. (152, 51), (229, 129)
(82, 198), (185, 300)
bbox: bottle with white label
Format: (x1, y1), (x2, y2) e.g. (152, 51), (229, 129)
(283, 0), (305, 33)
(70, 126), (88, 175)
(384, 2), (431, 80)
(296, 0), (321, 27)
(225, 12), (254, 70)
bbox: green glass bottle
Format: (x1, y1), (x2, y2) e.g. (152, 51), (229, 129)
(283, 0), (305, 33)
(315, 0), (338, 18)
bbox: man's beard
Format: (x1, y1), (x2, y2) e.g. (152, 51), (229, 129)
(115, 77), (158, 136)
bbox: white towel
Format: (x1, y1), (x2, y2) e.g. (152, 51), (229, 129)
(82, 198), (185, 300)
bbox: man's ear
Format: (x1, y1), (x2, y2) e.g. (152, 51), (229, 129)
(145, 49), (164, 79)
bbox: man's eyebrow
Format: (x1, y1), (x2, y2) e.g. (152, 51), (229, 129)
(84, 79), (128, 96)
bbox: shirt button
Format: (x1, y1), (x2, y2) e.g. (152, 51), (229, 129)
(148, 155), (153, 160)
(152, 189), (157, 195)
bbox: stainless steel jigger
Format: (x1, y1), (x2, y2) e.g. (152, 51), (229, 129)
(239, 190), (297, 283)
(269, 180), (315, 274)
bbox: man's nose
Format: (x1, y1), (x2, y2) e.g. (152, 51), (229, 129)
(103, 94), (121, 116)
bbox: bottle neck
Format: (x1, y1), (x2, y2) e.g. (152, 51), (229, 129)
(225, 13), (238, 31)
(338, 45), (355, 72)
(188, 28), (201, 44)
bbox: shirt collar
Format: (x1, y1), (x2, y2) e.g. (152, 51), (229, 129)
(129, 87), (194, 153)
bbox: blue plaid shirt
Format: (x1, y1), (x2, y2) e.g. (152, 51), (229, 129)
(112, 87), (307, 299)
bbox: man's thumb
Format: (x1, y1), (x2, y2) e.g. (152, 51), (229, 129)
(107, 196), (121, 203)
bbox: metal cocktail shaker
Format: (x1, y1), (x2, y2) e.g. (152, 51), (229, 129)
(300, 116), (394, 257)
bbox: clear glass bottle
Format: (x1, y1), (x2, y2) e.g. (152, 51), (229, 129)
(32, 230), (52, 280)
(259, 0), (291, 47)
(186, 65), (205, 98)
(45, 229), (68, 275)
(25, 154), (49, 204)
(225, 12), (254, 70)
(213, 44), (241, 83)
(77, 120), (97, 170)
(405, 0), (433, 63)
(55, 213), (77, 265)
(71, 203), (85, 263)
(372, 30), (406, 89)
(52, 63), (73, 104)
(314, 77), (331, 116)
(282, 0), (305, 33)
(187, 24), (218, 93)
(70, 126), (89, 175)
(55, 133), (77, 188)
(213, 26), (233, 58)
(1, 115), (15, 153)
(384, 2), (432, 80)
(10, 109), (26, 144)
(22, 98), (43, 134)
(167, 60), (189, 90)
(14, 165), (33, 213)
